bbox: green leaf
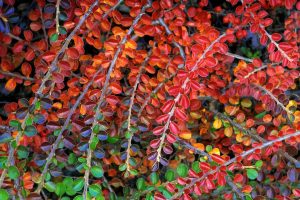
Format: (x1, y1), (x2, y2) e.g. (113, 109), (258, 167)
(150, 172), (159, 185)
(192, 161), (201, 173)
(255, 160), (263, 169)
(91, 166), (104, 178)
(165, 169), (175, 181)
(89, 184), (101, 197)
(68, 153), (76, 165)
(9, 120), (20, 128)
(136, 178), (146, 191)
(125, 131), (132, 139)
(45, 182), (56, 192)
(246, 169), (258, 180)
(93, 124), (100, 134)
(73, 178), (84, 192)
(0, 189), (9, 200)
(129, 169), (138, 176)
(17, 146), (29, 159)
(50, 33), (58, 42)
(129, 157), (137, 167)
(90, 136), (99, 150)
(63, 177), (73, 187)
(255, 111), (267, 119)
(25, 117), (33, 126)
(24, 125), (37, 137)
(59, 26), (67, 35)
(107, 136), (119, 144)
(176, 163), (188, 177)
(55, 182), (66, 196)
(205, 145), (212, 152)
(8, 166), (19, 180)
(118, 164), (126, 171)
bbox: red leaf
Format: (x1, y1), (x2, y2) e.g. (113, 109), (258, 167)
(161, 100), (174, 113)
(233, 174), (244, 183)
(166, 134), (176, 143)
(169, 121), (179, 134)
(211, 154), (225, 165)
(205, 178), (215, 190)
(174, 108), (188, 121)
(179, 94), (190, 109)
(66, 47), (80, 59)
(150, 139), (161, 148)
(205, 57), (217, 67)
(200, 162), (211, 172)
(197, 68), (209, 78)
(156, 114), (169, 124)
(153, 126), (165, 136)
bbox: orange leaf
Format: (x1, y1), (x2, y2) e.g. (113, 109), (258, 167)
(5, 78), (16, 92)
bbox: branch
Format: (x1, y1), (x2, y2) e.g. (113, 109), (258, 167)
(38, 4), (49, 50)
(56, 0), (61, 35)
(244, 63), (279, 79)
(252, 84), (292, 115)
(225, 52), (253, 63)
(170, 130), (300, 199)
(215, 111), (300, 165)
(34, 68), (103, 193)
(261, 27), (293, 62)
(153, 32), (227, 167)
(83, 1), (152, 198)
(0, 70), (35, 81)
(125, 50), (152, 173)
(157, 18), (186, 66)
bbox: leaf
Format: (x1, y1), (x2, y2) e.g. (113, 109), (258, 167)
(24, 125), (37, 137)
(150, 172), (159, 185)
(0, 133), (12, 144)
(45, 182), (56, 192)
(177, 163), (188, 177)
(165, 169), (175, 181)
(136, 178), (146, 190)
(55, 182), (66, 196)
(89, 184), (101, 197)
(50, 33), (58, 42)
(5, 78), (16, 92)
(8, 166), (20, 180)
(0, 189), (9, 200)
(73, 178), (84, 192)
(91, 166), (104, 178)
(246, 169), (258, 180)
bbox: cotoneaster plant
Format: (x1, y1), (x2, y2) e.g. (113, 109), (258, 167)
(0, 0), (299, 199)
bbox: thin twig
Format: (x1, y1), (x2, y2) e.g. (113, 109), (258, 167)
(7, 33), (42, 53)
(215, 111), (300, 165)
(38, 5), (49, 50)
(56, 0), (61, 35)
(252, 84), (292, 114)
(125, 50), (152, 173)
(154, 32), (227, 166)
(170, 130), (300, 199)
(225, 52), (253, 63)
(158, 18), (186, 66)
(0, 70), (35, 81)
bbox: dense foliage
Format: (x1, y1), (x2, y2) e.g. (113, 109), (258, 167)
(0, 0), (300, 199)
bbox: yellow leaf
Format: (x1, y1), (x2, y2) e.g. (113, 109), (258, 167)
(224, 126), (233, 137)
(236, 133), (243, 143)
(179, 130), (192, 140)
(209, 148), (220, 155)
(213, 118), (222, 129)
(241, 98), (252, 108)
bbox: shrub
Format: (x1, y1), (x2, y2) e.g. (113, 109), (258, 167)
(0, 0), (299, 199)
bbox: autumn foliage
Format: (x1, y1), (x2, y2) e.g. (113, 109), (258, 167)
(0, 0), (300, 199)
